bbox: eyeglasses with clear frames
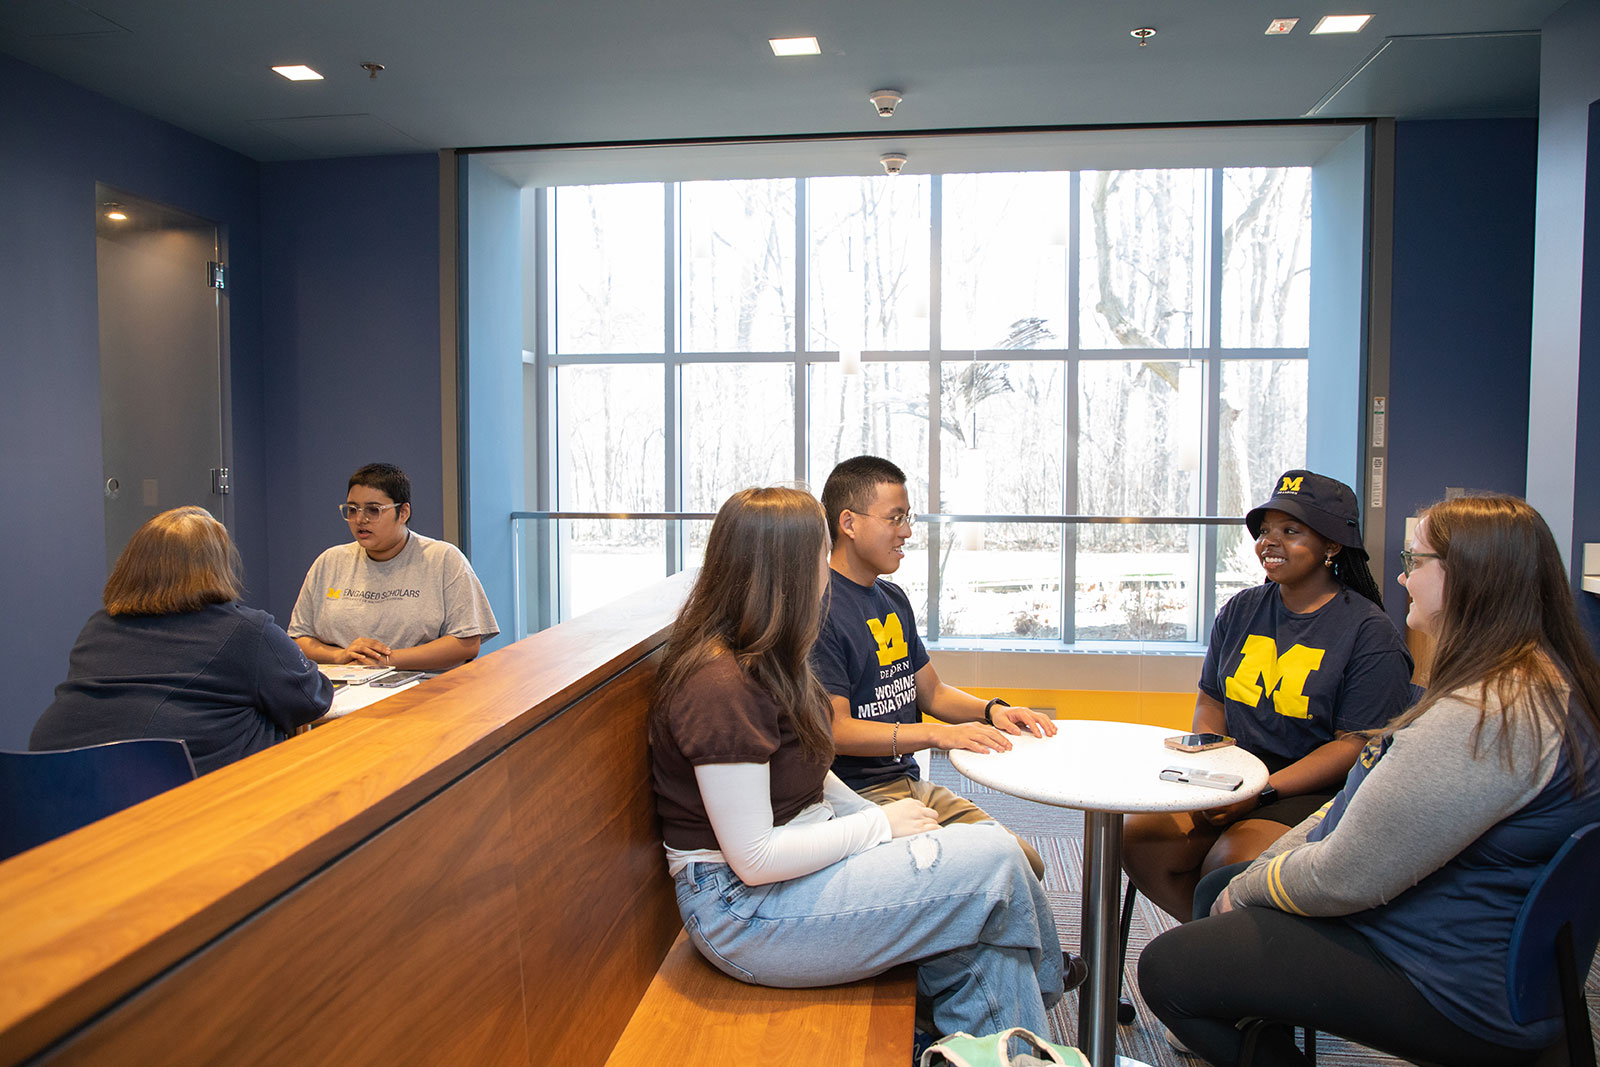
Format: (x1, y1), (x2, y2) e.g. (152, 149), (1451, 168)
(857, 510), (917, 531)
(339, 502), (402, 522)
(1399, 549), (1441, 576)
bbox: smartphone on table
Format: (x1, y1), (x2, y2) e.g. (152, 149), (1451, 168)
(370, 670), (426, 688)
(1163, 732), (1235, 753)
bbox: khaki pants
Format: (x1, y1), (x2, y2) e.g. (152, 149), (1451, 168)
(856, 776), (1047, 882)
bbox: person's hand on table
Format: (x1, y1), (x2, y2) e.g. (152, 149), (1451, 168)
(882, 798), (940, 838)
(343, 636), (395, 667)
(935, 722), (1015, 753)
(990, 705), (1057, 738)
(1211, 886), (1236, 916)
(1197, 794), (1259, 828)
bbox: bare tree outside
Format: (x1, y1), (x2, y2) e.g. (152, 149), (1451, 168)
(538, 165), (1310, 635)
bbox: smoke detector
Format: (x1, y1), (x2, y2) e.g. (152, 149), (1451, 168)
(880, 153), (908, 176)
(869, 89), (903, 118)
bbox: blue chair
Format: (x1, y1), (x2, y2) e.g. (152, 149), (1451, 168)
(0, 739), (197, 861)
(1239, 820), (1600, 1066)
(1508, 820), (1600, 1067)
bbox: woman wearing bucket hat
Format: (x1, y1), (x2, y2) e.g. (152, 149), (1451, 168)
(1122, 470), (1414, 921)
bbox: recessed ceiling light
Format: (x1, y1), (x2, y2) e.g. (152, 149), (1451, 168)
(1310, 14), (1372, 34)
(102, 202), (127, 221)
(271, 64), (324, 81)
(768, 36), (820, 57)
(1265, 18), (1299, 35)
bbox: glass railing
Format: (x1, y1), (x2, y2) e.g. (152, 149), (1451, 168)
(511, 512), (1252, 649)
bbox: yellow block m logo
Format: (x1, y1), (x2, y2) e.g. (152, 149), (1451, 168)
(1224, 635), (1325, 719)
(1279, 475), (1304, 493)
(866, 613), (910, 667)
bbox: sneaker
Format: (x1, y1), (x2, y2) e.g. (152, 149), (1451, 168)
(1062, 951), (1088, 992)
(1165, 1026), (1194, 1055)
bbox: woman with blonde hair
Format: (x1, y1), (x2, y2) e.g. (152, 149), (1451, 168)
(1139, 494), (1600, 1065)
(651, 487), (1065, 1040)
(33, 507), (332, 774)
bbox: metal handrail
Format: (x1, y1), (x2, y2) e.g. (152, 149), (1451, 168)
(511, 511), (1245, 525)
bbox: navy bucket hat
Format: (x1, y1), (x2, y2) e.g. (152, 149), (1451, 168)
(1245, 470), (1367, 560)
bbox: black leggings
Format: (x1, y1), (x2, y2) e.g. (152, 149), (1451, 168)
(1137, 906), (1538, 1067)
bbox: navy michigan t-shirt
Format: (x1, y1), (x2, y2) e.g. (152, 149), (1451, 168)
(1199, 581), (1413, 770)
(812, 570), (931, 791)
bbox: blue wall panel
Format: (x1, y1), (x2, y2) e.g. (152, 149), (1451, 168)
(1574, 99), (1600, 640)
(459, 157), (524, 654)
(259, 155), (443, 620)
(0, 55), (262, 750)
(1385, 118), (1538, 633)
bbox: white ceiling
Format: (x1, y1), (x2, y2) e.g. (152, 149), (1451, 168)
(0, 0), (1560, 163)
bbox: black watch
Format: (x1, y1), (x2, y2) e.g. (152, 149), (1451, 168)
(1256, 784), (1280, 808)
(983, 698), (1010, 725)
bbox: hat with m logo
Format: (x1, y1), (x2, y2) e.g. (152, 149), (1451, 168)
(1245, 469), (1366, 558)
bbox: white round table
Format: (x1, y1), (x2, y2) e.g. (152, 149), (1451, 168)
(950, 721), (1269, 1067)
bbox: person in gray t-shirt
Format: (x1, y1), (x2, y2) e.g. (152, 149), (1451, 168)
(289, 463), (498, 671)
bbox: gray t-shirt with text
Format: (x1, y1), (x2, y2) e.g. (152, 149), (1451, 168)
(288, 531), (498, 651)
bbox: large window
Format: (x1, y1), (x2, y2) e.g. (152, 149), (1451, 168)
(530, 167), (1312, 640)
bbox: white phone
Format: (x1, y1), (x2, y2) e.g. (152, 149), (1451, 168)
(1159, 766), (1243, 791)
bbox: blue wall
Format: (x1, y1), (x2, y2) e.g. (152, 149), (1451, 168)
(460, 157), (525, 654)
(1575, 99), (1600, 640)
(0, 53), (445, 750)
(1384, 118), (1539, 633)
(0, 55), (263, 750)
(259, 155), (444, 620)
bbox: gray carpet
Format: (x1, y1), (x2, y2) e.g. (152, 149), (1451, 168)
(925, 750), (1600, 1066)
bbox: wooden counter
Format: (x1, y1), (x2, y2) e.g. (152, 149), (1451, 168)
(0, 574), (691, 1065)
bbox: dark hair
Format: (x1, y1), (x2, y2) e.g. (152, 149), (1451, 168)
(652, 487), (834, 765)
(1388, 494), (1600, 786)
(1330, 549), (1385, 611)
(348, 463), (411, 512)
(103, 506), (243, 616)
(821, 455), (906, 546)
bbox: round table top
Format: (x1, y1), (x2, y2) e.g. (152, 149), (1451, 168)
(948, 720), (1270, 814)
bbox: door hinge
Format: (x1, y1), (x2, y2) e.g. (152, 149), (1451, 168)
(212, 468), (231, 495)
(208, 261), (227, 290)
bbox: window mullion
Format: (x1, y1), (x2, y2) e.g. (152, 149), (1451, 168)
(794, 177), (808, 483)
(1202, 168), (1225, 632)
(1062, 170), (1081, 646)
(926, 174), (943, 639)
(664, 182), (681, 574)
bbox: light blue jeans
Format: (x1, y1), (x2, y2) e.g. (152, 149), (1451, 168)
(674, 821), (1064, 1038)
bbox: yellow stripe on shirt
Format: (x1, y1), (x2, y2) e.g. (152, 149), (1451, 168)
(1266, 854), (1309, 916)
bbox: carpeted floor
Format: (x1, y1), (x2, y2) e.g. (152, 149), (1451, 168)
(925, 750), (1600, 1066)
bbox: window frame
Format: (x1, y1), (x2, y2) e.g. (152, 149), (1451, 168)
(528, 168), (1311, 646)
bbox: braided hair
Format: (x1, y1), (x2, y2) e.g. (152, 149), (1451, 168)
(1331, 549), (1385, 611)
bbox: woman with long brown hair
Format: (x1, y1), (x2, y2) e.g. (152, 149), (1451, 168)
(33, 507), (332, 774)
(1139, 494), (1600, 1065)
(651, 487), (1065, 1040)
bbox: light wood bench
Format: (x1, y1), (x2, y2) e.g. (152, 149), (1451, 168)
(608, 932), (915, 1066)
(0, 574), (914, 1066)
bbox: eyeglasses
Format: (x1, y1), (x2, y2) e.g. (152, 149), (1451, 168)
(856, 510), (917, 531)
(339, 502), (402, 522)
(1399, 549), (1441, 576)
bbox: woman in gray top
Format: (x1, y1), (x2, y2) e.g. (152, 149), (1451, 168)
(1138, 494), (1600, 1066)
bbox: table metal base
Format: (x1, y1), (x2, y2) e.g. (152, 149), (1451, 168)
(1079, 810), (1127, 1067)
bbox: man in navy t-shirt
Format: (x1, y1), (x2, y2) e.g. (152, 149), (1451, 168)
(812, 456), (1058, 882)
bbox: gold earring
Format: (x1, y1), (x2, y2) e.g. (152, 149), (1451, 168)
(1324, 557), (1334, 568)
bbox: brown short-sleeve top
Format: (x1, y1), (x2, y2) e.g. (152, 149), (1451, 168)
(652, 654), (831, 852)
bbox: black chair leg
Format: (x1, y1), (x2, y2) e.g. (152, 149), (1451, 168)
(1117, 880), (1137, 1024)
(1556, 922), (1597, 1067)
